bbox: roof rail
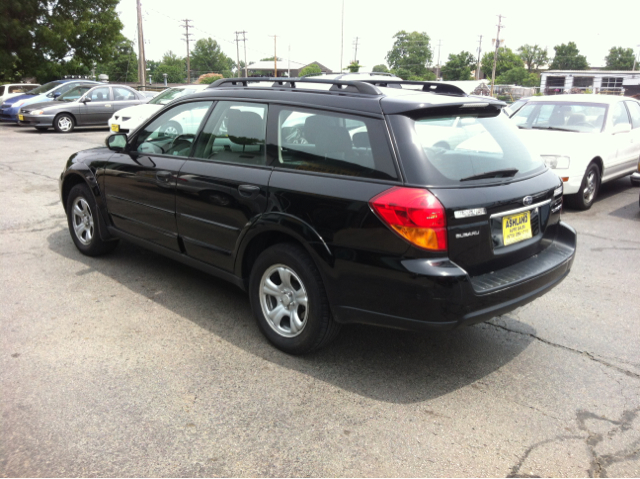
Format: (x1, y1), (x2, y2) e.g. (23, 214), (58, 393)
(207, 77), (382, 96)
(360, 80), (468, 97)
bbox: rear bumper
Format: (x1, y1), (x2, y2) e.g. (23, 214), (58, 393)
(333, 221), (576, 331)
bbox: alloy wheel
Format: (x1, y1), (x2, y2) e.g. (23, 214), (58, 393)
(259, 264), (308, 338)
(71, 197), (94, 245)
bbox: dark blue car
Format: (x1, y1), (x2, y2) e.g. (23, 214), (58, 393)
(0, 79), (98, 122)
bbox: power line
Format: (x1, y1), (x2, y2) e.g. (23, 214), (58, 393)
(491, 14), (506, 96)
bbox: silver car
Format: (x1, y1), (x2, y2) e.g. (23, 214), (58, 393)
(18, 84), (147, 133)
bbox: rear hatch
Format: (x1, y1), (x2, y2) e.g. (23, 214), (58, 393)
(386, 103), (563, 277)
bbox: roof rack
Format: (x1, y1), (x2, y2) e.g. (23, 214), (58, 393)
(208, 77), (381, 96)
(360, 80), (468, 97)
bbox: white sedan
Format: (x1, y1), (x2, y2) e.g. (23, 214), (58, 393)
(511, 95), (640, 209)
(107, 84), (209, 134)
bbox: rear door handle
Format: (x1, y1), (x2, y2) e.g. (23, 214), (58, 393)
(238, 184), (260, 197)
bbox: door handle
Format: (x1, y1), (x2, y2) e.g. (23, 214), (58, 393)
(238, 184), (260, 197)
(105, 104), (112, 107)
(156, 171), (173, 182)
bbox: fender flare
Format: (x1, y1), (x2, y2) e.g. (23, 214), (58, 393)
(234, 212), (333, 281)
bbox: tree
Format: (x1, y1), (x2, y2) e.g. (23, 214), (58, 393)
(0, 0), (123, 83)
(441, 51), (475, 81)
(299, 64), (322, 77)
(190, 38), (235, 77)
(155, 51), (186, 83)
(347, 61), (361, 73)
(518, 44), (549, 73)
(604, 47), (635, 70)
(386, 30), (433, 80)
(550, 42), (589, 70)
(372, 64), (389, 73)
(496, 67), (540, 87)
(197, 73), (223, 84)
(95, 35), (138, 82)
(481, 47), (524, 78)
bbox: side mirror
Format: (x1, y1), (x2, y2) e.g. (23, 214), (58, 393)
(612, 123), (631, 135)
(106, 133), (127, 152)
(53, 91), (61, 98)
(82, 96), (92, 103)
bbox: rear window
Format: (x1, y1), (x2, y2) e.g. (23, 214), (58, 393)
(389, 108), (545, 186)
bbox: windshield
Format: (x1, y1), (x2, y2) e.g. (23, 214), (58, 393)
(57, 86), (93, 102)
(28, 81), (62, 95)
(390, 109), (545, 186)
(149, 87), (201, 105)
(512, 101), (607, 133)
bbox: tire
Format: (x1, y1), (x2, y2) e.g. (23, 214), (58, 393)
(54, 113), (74, 133)
(631, 174), (640, 187)
(567, 163), (600, 210)
(249, 243), (340, 354)
(35, 126), (48, 132)
(66, 183), (118, 256)
(160, 121), (182, 138)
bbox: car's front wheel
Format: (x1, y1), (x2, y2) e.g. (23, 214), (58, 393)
(249, 243), (340, 354)
(568, 162), (600, 210)
(54, 113), (75, 133)
(66, 183), (118, 256)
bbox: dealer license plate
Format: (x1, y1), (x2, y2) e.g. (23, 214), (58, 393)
(502, 211), (532, 246)
(110, 123), (119, 132)
(18, 114), (24, 121)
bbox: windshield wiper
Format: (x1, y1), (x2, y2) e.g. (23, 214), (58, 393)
(460, 168), (518, 182)
(530, 125), (574, 132)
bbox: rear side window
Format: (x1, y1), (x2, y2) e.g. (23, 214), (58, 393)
(274, 107), (398, 180)
(389, 109), (545, 186)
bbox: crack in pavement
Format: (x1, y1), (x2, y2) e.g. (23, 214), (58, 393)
(0, 163), (58, 181)
(487, 322), (640, 381)
(508, 408), (640, 478)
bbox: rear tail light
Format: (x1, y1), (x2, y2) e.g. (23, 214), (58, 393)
(370, 187), (447, 251)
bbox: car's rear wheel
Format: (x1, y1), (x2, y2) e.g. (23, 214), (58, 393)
(249, 243), (340, 354)
(54, 113), (74, 133)
(66, 183), (118, 256)
(568, 163), (600, 210)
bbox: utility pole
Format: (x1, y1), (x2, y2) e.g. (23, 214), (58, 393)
(476, 35), (483, 80)
(269, 35), (277, 77)
(353, 37), (359, 63)
(181, 19), (193, 84)
(491, 14), (505, 96)
(242, 31), (248, 77)
(234, 31), (241, 78)
(436, 39), (442, 79)
(340, 0), (344, 72)
(633, 44), (640, 71)
(136, 0), (146, 90)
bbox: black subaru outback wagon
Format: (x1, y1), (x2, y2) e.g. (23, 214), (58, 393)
(59, 78), (576, 354)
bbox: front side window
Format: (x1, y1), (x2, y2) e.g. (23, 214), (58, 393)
(275, 107), (397, 180)
(611, 102), (631, 128)
(625, 101), (640, 129)
(132, 101), (212, 157)
(192, 101), (267, 165)
(392, 108), (545, 186)
(513, 102), (607, 133)
(58, 86), (93, 102)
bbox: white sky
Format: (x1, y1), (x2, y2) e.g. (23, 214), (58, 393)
(119, 0), (640, 73)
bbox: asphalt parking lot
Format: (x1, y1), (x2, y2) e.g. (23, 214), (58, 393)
(1, 123), (639, 477)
